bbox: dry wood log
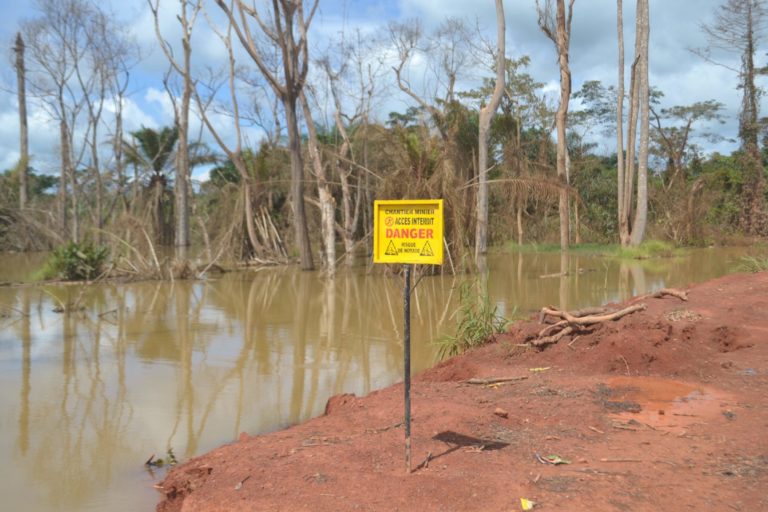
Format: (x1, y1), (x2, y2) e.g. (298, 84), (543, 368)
(652, 288), (688, 301)
(462, 376), (529, 385)
(539, 306), (611, 324)
(533, 326), (574, 347)
(550, 303), (646, 325)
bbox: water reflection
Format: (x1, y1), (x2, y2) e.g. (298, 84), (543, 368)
(0, 247), (757, 511)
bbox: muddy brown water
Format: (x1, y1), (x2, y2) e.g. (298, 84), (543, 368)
(0, 247), (758, 511)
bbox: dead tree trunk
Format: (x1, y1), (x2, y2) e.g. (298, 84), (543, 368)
(537, 0), (575, 252)
(300, 92), (336, 275)
(475, 0), (506, 262)
(14, 33), (29, 210)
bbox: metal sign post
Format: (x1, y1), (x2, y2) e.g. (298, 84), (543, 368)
(403, 263), (412, 473)
(372, 199), (443, 474)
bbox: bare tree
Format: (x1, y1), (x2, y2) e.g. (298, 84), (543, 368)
(24, 0), (98, 241)
(299, 91), (335, 274)
(537, 0), (575, 252)
(616, 0), (650, 246)
(216, 0), (318, 271)
(317, 30), (381, 267)
(193, 14), (269, 259)
(698, 0), (768, 234)
(14, 33), (29, 210)
(149, 0), (202, 249)
(650, 98), (725, 190)
(475, 0), (506, 260)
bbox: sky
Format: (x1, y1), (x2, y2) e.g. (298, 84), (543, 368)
(0, 0), (751, 181)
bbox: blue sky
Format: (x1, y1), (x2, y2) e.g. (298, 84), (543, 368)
(0, 0), (750, 181)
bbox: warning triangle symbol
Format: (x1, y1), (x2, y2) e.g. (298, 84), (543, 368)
(420, 240), (434, 257)
(385, 240), (399, 256)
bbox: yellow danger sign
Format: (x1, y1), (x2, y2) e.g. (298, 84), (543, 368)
(373, 199), (444, 265)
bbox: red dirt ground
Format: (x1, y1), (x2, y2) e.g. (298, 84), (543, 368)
(156, 272), (768, 512)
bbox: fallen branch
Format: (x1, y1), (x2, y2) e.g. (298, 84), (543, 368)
(533, 326), (574, 347)
(539, 306), (610, 324)
(532, 304), (647, 348)
(652, 288), (688, 301)
(463, 376), (529, 385)
(546, 303), (646, 326)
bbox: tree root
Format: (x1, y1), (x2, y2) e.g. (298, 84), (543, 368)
(532, 303), (647, 347)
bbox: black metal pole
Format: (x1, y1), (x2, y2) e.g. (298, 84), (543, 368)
(403, 263), (412, 473)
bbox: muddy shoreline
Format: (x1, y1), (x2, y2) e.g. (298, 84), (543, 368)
(156, 272), (768, 511)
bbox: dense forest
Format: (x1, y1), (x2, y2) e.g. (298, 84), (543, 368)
(0, 0), (765, 275)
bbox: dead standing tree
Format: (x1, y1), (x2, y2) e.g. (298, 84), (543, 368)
(193, 13), (279, 262)
(317, 31), (384, 267)
(537, 0), (574, 252)
(698, 0), (768, 234)
(149, 0), (201, 250)
(299, 90), (336, 274)
(475, 0), (506, 262)
(216, 0), (318, 271)
(24, 0), (102, 243)
(616, 0), (650, 247)
(14, 33), (29, 210)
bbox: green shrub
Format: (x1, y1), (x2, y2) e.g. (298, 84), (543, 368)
(737, 255), (768, 273)
(40, 242), (109, 281)
(435, 280), (508, 360)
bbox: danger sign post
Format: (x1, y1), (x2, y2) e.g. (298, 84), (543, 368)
(372, 199), (444, 475)
(373, 199), (443, 265)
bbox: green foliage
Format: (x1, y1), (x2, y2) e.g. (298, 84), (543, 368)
(698, 153), (742, 227)
(125, 126), (179, 178)
(436, 280), (508, 360)
(40, 242), (109, 281)
(616, 239), (676, 259)
(737, 255), (768, 273)
(571, 156), (619, 241)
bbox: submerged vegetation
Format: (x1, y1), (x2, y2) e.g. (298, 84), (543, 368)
(503, 240), (679, 259)
(39, 242), (109, 281)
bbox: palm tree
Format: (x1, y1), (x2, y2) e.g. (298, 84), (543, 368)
(124, 126), (179, 245)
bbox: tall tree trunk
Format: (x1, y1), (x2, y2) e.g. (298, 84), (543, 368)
(285, 97), (314, 271)
(475, 0), (506, 262)
(58, 117), (70, 239)
(617, 0), (647, 247)
(300, 92), (335, 274)
(539, 0), (574, 252)
(214, 0), (318, 270)
(554, 1), (573, 252)
(739, 0), (766, 234)
(175, 4), (193, 249)
(630, 0), (650, 246)
(616, 0), (627, 245)
(14, 33), (28, 210)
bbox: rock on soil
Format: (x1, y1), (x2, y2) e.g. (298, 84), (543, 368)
(156, 272), (768, 512)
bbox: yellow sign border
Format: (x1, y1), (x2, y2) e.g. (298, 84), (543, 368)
(373, 199), (444, 265)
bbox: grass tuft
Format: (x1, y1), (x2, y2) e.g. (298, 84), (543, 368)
(435, 279), (509, 360)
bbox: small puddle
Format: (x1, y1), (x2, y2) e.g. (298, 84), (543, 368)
(601, 376), (731, 432)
